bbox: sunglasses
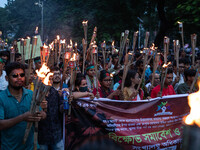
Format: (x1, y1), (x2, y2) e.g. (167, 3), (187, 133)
(11, 73), (25, 78)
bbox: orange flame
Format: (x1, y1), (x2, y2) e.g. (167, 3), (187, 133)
(82, 20), (88, 26)
(162, 62), (171, 68)
(61, 39), (66, 44)
(70, 53), (77, 61)
(185, 82), (200, 127)
(57, 35), (60, 40)
(36, 63), (53, 85)
(43, 43), (48, 49)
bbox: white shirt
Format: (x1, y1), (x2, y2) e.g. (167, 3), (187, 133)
(0, 70), (8, 91)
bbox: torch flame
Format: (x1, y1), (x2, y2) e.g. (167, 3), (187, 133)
(57, 35), (60, 40)
(70, 53), (77, 61)
(70, 39), (73, 46)
(36, 63), (53, 85)
(43, 43), (48, 48)
(112, 41), (115, 46)
(185, 82), (200, 127)
(82, 20), (88, 26)
(162, 62), (171, 68)
(61, 39), (66, 44)
(150, 43), (155, 50)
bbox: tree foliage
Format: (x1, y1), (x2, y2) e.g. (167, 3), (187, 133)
(0, 0), (199, 46)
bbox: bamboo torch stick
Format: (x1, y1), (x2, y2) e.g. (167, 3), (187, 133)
(151, 50), (159, 86)
(111, 41), (115, 55)
(118, 30), (129, 65)
(191, 34), (197, 67)
(164, 36), (169, 64)
(121, 53), (129, 92)
(101, 41), (106, 69)
(176, 40), (180, 76)
(136, 50), (152, 93)
(82, 38), (87, 74)
(144, 31), (150, 48)
(130, 31), (138, 63)
(93, 43), (99, 98)
(178, 21), (185, 49)
(160, 62), (171, 97)
(189, 66), (200, 93)
(82, 20), (88, 44)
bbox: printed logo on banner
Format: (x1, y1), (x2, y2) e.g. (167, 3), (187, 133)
(154, 101), (173, 116)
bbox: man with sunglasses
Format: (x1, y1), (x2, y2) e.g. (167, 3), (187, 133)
(0, 62), (46, 150)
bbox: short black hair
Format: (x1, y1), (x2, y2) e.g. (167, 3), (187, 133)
(50, 66), (60, 72)
(0, 51), (9, 57)
(5, 62), (25, 76)
(184, 69), (196, 81)
(167, 68), (173, 74)
(15, 53), (21, 59)
(136, 60), (143, 67)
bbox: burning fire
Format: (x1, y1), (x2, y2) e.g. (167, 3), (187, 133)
(82, 20), (88, 26)
(57, 35), (60, 40)
(36, 63), (53, 85)
(185, 82), (200, 127)
(70, 53), (77, 61)
(162, 62), (171, 68)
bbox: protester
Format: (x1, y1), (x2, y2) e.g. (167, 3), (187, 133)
(38, 67), (65, 150)
(123, 70), (144, 101)
(0, 58), (8, 92)
(15, 53), (22, 63)
(113, 70), (123, 91)
(85, 64), (99, 92)
(172, 59), (185, 93)
(93, 70), (122, 99)
(0, 62), (46, 150)
(145, 73), (160, 95)
(177, 69), (197, 94)
(151, 68), (176, 98)
(73, 74), (94, 99)
(34, 57), (41, 70)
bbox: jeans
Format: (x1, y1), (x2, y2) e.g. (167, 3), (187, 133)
(39, 140), (64, 150)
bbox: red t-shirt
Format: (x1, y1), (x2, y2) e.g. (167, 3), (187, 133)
(151, 85), (176, 98)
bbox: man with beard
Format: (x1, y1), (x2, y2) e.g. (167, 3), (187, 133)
(38, 66), (65, 150)
(0, 62), (46, 150)
(151, 68), (176, 98)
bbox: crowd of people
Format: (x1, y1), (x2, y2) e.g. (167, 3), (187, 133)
(0, 45), (199, 150)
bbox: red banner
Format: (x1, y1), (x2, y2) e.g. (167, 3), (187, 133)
(66, 94), (190, 150)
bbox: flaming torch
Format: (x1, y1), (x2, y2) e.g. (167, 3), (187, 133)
(82, 20), (88, 43)
(23, 63), (53, 148)
(178, 21), (184, 49)
(183, 82), (200, 149)
(159, 62), (171, 97)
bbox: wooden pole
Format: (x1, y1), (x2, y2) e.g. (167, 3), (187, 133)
(191, 34), (197, 67)
(118, 30), (129, 65)
(176, 40), (180, 76)
(144, 32), (150, 48)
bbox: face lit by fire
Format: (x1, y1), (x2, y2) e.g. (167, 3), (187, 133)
(53, 70), (61, 84)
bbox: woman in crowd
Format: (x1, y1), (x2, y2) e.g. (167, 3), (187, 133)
(123, 70), (144, 101)
(85, 64), (99, 92)
(73, 74), (95, 99)
(93, 70), (122, 99)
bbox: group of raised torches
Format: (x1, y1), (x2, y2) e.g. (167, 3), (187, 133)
(1, 21), (200, 127)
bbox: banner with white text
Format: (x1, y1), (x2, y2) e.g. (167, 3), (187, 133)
(66, 94), (190, 150)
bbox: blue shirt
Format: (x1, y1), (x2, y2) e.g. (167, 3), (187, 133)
(0, 87), (34, 150)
